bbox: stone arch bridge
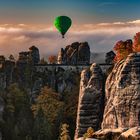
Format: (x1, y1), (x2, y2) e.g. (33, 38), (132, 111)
(34, 64), (112, 73)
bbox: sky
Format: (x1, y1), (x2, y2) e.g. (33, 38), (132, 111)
(0, 0), (140, 58)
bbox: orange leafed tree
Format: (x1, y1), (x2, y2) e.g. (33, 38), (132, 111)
(113, 39), (133, 62)
(48, 55), (57, 64)
(133, 32), (140, 52)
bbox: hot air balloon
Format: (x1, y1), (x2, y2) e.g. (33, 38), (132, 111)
(54, 16), (72, 38)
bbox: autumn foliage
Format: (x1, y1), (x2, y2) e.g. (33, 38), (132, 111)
(59, 124), (71, 140)
(133, 32), (140, 52)
(83, 127), (94, 140)
(48, 55), (57, 64)
(113, 32), (140, 62)
(113, 39), (133, 62)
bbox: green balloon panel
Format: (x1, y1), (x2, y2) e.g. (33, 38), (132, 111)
(54, 16), (72, 36)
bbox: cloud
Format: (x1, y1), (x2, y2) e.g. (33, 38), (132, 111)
(127, 19), (140, 24)
(0, 19), (140, 59)
(113, 22), (125, 25)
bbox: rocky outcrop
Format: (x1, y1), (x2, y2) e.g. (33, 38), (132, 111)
(0, 73), (6, 90)
(105, 51), (116, 64)
(16, 56), (29, 86)
(18, 52), (29, 63)
(0, 97), (4, 140)
(15, 46), (40, 87)
(119, 127), (140, 140)
(75, 53), (140, 140)
(29, 46), (40, 64)
(0, 60), (15, 89)
(91, 127), (140, 140)
(0, 97), (4, 122)
(102, 53), (140, 129)
(32, 67), (78, 95)
(57, 42), (90, 64)
(18, 46), (40, 64)
(0, 56), (5, 64)
(93, 128), (126, 140)
(4, 60), (15, 86)
(75, 63), (104, 139)
(77, 127), (140, 140)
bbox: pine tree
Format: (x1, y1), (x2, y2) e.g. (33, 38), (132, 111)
(3, 84), (33, 140)
(33, 108), (52, 140)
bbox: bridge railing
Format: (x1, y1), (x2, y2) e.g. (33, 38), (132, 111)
(34, 63), (113, 67)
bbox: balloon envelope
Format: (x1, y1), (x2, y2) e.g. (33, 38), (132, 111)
(54, 16), (72, 38)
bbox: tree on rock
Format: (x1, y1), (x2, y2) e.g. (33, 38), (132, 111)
(48, 55), (57, 64)
(113, 39), (133, 62)
(133, 32), (140, 52)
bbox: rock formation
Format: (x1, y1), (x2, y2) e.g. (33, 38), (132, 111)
(0, 56), (5, 64)
(119, 127), (140, 139)
(105, 51), (116, 64)
(89, 53), (140, 140)
(75, 63), (104, 139)
(32, 66), (79, 96)
(15, 46), (40, 87)
(102, 53), (140, 129)
(16, 53), (29, 86)
(4, 60), (15, 86)
(29, 46), (40, 64)
(57, 42), (90, 64)
(92, 127), (140, 140)
(0, 97), (4, 121)
(0, 46), (40, 90)
(0, 59), (15, 89)
(75, 53), (140, 140)
(0, 97), (4, 140)
(0, 73), (6, 90)
(18, 46), (40, 64)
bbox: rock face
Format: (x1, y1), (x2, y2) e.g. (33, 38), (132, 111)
(119, 127), (140, 139)
(0, 97), (4, 121)
(16, 55), (29, 86)
(75, 63), (104, 139)
(102, 53), (140, 129)
(0, 97), (4, 140)
(0, 60), (15, 89)
(0, 73), (6, 90)
(75, 53), (140, 140)
(77, 127), (140, 140)
(105, 51), (116, 64)
(15, 46), (40, 87)
(57, 42), (90, 64)
(4, 60), (15, 86)
(29, 46), (40, 64)
(32, 67), (78, 95)
(18, 46), (40, 64)
(92, 127), (140, 140)
(0, 56), (5, 64)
